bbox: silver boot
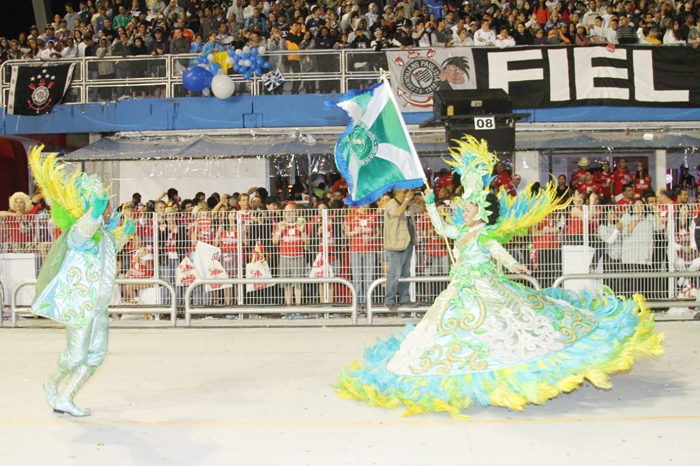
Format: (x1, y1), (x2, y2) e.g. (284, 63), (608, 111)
(44, 363), (69, 410)
(53, 364), (94, 417)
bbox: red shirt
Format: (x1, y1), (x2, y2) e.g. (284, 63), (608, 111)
(4, 215), (34, 243)
(566, 214), (583, 235)
(596, 171), (612, 198)
(219, 229), (238, 253)
(634, 175), (651, 198)
(345, 212), (378, 253)
(532, 218), (560, 250)
(494, 171), (511, 188)
(576, 180), (602, 195)
(571, 168), (587, 187)
(611, 168), (633, 196)
(331, 179), (348, 193)
(164, 228), (178, 255)
(277, 222), (306, 257)
(433, 174), (452, 192)
(129, 251), (154, 279)
(616, 197), (633, 212)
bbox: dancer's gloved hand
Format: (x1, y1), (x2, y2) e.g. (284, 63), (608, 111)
(423, 187), (435, 204)
(90, 194), (109, 220)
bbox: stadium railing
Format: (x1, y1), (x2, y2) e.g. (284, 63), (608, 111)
(2, 203), (699, 325)
(0, 49), (387, 107)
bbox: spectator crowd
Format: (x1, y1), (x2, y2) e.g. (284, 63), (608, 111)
(2, 0), (700, 65)
(3, 161), (700, 319)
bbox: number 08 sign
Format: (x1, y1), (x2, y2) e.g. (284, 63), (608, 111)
(474, 116), (496, 130)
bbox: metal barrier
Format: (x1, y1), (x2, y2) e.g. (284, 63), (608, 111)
(0, 50), (374, 106)
(366, 274), (542, 325)
(10, 278), (177, 327)
(0, 279), (4, 328)
(552, 272), (700, 309)
(184, 277), (358, 326)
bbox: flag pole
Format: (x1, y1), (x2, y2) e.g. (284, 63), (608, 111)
(374, 70), (455, 265)
(424, 183), (456, 266)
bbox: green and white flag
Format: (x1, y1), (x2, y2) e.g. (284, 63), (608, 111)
(332, 79), (426, 206)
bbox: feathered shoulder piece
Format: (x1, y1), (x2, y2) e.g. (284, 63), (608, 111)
(441, 135), (570, 242)
(29, 145), (85, 232)
(488, 180), (571, 243)
(28, 145), (131, 242)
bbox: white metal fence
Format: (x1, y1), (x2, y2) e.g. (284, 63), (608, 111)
(1, 202), (699, 324)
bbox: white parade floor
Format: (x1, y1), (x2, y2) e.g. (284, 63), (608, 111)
(0, 321), (698, 466)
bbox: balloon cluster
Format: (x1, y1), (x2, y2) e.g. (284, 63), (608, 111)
(227, 46), (271, 81)
(181, 46), (271, 99)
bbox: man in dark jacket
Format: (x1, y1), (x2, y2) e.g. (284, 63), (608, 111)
(170, 27), (191, 54)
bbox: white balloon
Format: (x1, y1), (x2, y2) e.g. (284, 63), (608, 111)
(207, 53), (214, 62)
(242, 45), (251, 54)
(202, 88), (211, 96)
(218, 69), (226, 74)
(243, 59), (252, 67)
(258, 46), (266, 55)
(235, 48), (244, 56)
(210, 74), (235, 99)
(225, 57), (235, 65)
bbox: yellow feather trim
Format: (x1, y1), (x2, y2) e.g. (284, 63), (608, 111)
(28, 145), (85, 219)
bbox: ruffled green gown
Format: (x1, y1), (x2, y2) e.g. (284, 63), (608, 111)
(336, 205), (664, 418)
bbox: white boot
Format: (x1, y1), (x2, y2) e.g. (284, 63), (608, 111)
(53, 364), (94, 417)
(44, 363), (69, 410)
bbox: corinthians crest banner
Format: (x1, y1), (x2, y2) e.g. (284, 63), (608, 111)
(386, 45), (700, 112)
(7, 63), (77, 116)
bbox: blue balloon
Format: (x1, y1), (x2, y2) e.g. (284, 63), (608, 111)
(227, 49), (236, 57)
(262, 61), (271, 69)
(255, 57), (263, 66)
(209, 63), (221, 74)
(241, 53), (249, 60)
(182, 66), (213, 92)
(250, 48), (258, 57)
(243, 71), (251, 80)
(197, 55), (208, 64)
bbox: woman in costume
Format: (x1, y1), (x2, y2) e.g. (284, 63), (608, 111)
(336, 136), (664, 418)
(28, 146), (134, 417)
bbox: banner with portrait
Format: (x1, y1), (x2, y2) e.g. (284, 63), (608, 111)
(386, 46), (700, 112)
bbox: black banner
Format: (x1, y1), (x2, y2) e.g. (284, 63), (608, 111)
(387, 45), (700, 110)
(7, 63), (76, 115)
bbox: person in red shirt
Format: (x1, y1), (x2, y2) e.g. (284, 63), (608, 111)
(596, 161), (612, 200)
(616, 183), (636, 208)
(345, 204), (379, 305)
(493, 162), (512, 189)
(433, 169), (453, 193)
(272, 203), (308, 306)
(576, 170), (603, 196)
(634, 162), (652, 200)
(571, 157), (590, 190)
(611, 158), (633, 200)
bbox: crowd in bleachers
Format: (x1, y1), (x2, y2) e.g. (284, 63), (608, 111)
(2, 0), (700, 64)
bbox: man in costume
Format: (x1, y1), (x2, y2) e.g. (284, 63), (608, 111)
(29, 146), (134, 417)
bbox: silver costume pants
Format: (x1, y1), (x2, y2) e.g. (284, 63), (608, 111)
(58, 303), (109, 371)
